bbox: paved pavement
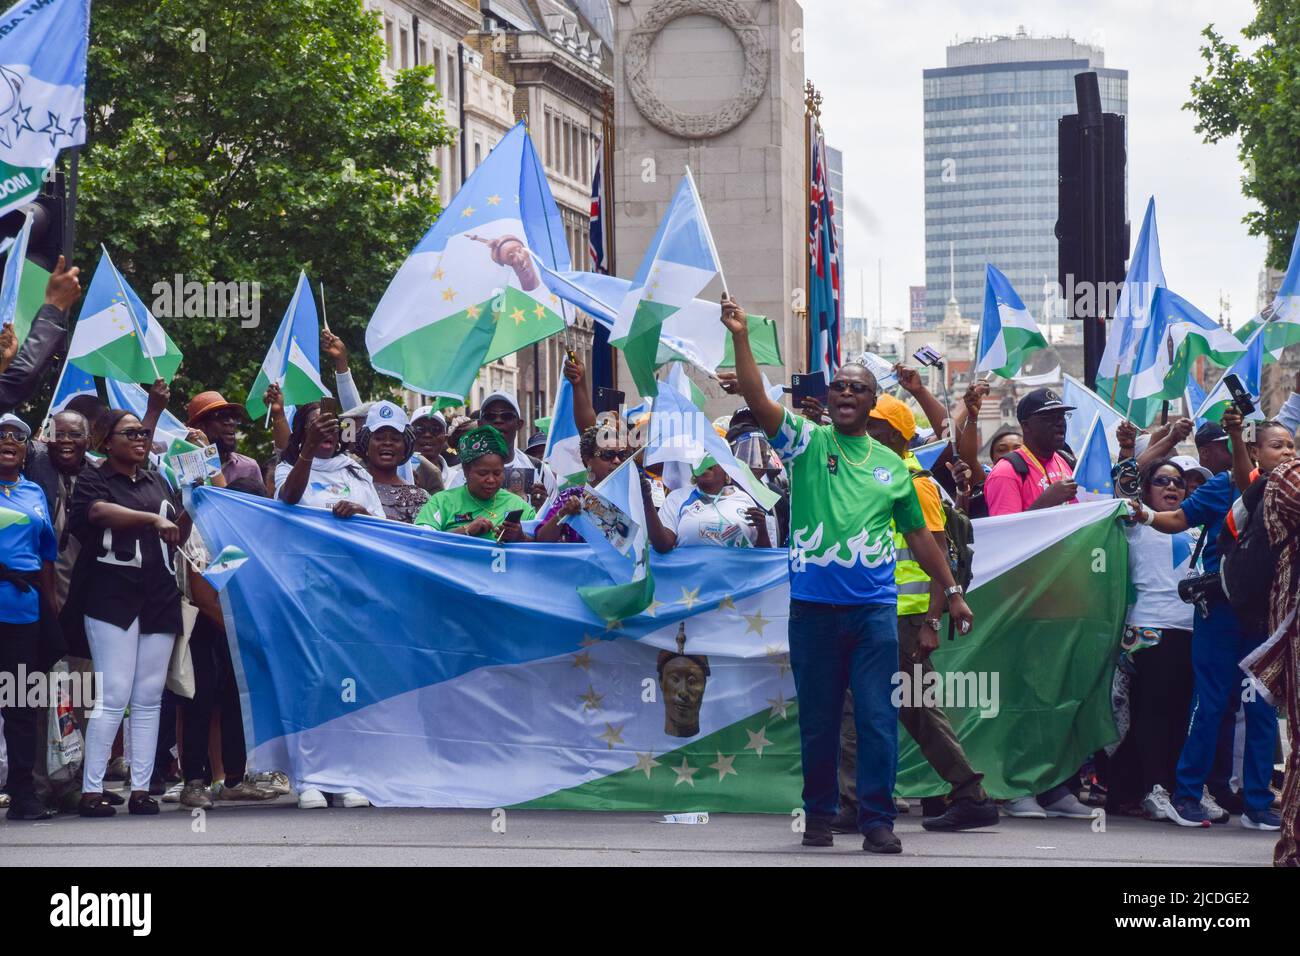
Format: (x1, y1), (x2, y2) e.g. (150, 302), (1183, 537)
(0, 796), (1279, 866)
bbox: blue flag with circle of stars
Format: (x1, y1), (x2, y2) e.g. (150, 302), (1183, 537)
(1073, 412), (1115, 502)
(365, 122), (571, 400)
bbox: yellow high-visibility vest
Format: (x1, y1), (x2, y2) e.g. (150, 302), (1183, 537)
(893, 456), (945, 617)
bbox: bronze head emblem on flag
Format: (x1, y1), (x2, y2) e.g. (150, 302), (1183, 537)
(467, 233), (540, 292)
(656, 622), (710, 738)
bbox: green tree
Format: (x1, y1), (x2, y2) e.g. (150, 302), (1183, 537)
(1188, 0), (1300, 266)
(75, 0), (452, 449)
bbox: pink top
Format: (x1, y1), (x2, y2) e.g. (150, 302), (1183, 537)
(983, 449), (1076, 516)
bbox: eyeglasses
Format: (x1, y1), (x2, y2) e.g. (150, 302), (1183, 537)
(208, 410), (242, 424)
(52, 431), (86, 441)
(483, 411), (519, 424)
(828, 381), (875, 395)
(112, 428), (153, 442)
(0, 428), (27, 443)
(596, 448), (629, 462)
(1150, 475), (1185, 489)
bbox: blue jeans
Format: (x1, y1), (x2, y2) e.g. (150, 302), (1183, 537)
(1174, 599), (1278, 813)
(788, 599), (899, 832)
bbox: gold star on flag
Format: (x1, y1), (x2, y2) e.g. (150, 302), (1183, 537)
(671, 758), (699, 788)
(597, 723), (624, 749)
(577, 684), (604, 711)
(709, 751), (738, 783)
(744, 725), (772, 758)
(767, 693), (791, 720)
(764, 647), (791, 678)
(461, 205), (475, 218)
(744, 610), (771, 636)
(571, 651), (592, 671)
(532, 303), (546, 319)
(679, 586), (701, 611)
(433, 267), (445, 281)
(466, 304), (481, 319)
(511, 308), (526, 324)
(717, 595), (736, 611)
(442, 287), (457, 302)
(487, 194), (501, 205)
(549, 294), (559, 306)
(644, 598), (666, 617)
(604, 618), (623, 633)
(632, 752), (661, 778)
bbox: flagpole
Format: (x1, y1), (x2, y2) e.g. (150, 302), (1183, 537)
(319, 283), (331, 332)
(102, 245), (162, 381)
(682, 165), (728, 299)
(266, 279), (300, 428)
(39, 357), (73, 439)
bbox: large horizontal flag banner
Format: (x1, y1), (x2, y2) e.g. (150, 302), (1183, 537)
(366, 123), (568, 400)
(190, 489), (1128, 810)
(0, 0), (89, 218)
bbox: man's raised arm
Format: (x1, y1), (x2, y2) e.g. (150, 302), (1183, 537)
(720, 295), (783, 437)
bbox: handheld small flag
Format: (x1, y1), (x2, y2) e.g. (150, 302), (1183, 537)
(611, 175), (721, 399)
(1062, 374), (1125, 460)
(542, 360), (586, 491)
(0, 210), (32, 329)
(202, 545), (251, 593)
(68, 249), (183, 383)
(40, 359), (95, 434)
(246, 272), (331, 418)
(975, 264), (1048, 378)
(1099, 197), (1166, 413)
(1073, 413), (1114, 502)
(569, 455), (655, 624)
(1195, 324), (1267, 423)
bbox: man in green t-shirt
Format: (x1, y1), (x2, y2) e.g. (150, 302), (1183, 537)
(722, 297), (973, 854)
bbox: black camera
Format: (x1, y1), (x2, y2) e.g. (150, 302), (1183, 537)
(1177, 572), (1223, 619)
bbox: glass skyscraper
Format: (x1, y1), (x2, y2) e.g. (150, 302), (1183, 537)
(922, 32), (1127, 328)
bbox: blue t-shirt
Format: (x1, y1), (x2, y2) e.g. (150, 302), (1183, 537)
(0, 477), (58, 624)
(1179, 470), (1237, 573)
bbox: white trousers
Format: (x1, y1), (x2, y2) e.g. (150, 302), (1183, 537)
(81, 616), (174, 793)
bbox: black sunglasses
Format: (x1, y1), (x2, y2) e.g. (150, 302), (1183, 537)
(828, 380), (874, 395)
(596, 448), (629, 462)
(1150, 475), (1185, 489)
(112, 428), (153, 442)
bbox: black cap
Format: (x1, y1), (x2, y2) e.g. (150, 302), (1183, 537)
(1016, 387), (1076, 422)
(1195, 422), (1230, 446)
(525, 431), (547, 452)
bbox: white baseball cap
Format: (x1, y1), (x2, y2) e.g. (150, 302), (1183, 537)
(1170, 454), (1213, 483)
(481, 390), (521, 418)
(365, 400), (409, 433)
(0, 412), (31, 439)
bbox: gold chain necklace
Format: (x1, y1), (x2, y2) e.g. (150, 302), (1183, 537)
(830, 430), (873, 467)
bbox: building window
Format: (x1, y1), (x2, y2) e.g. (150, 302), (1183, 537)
(447, 52), (456, 98)
(474, 140), (482, 170)
(399, 27), (409, 69)
(563, 120), (572, 177)
(544, 112), (553, 167)
(432, 48), (440, 87)
(417, 39), (427, 67)
(384, 19), (394, 68)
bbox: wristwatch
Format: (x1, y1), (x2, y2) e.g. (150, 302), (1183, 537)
(923, 617), (943, 633)
(944, 584), (964, 599)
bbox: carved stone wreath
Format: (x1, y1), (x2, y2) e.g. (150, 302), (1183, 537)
(624, 0), (770, 139)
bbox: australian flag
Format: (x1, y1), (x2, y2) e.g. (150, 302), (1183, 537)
(809, 126), (841, 377)
(588, 154), (607, 274)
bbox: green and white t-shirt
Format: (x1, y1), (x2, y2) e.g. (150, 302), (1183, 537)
(414, 485), (535, 538)
(768, 407), (925, 605)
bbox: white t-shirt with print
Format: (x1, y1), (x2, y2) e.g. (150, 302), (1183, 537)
(274, 455), (385, 518)
(659, 485), (778, 549)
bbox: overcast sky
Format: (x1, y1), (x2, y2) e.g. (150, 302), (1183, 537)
(802, 0), (1267, 336)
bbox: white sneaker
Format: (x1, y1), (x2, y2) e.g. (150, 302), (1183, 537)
(1200, 787), (1230, 824)
(1143, 785), (1173, 821)
(1003, 796), (1047, 818)
(297, 787), (327, 809)
(338, 789), (370, 808)
(161, 781), (185, 804)
(1041, 793), (1097, 819)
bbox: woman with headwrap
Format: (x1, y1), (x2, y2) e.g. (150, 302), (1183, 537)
(414, 425), (535, 540)
(275, 401), (383, 519)
(358, 401), (429, 523)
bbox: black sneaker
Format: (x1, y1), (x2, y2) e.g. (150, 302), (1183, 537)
(5, 795), (58, 821)
(862, 825), (902, 854)
(1207, 785), (1244, 816)
(922, 797), (1000, 831)
(920, 797), (947, 820)
(802, 815), (834, 847)
(829, 807), (857, 834)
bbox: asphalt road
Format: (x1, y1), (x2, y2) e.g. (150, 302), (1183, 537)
(0, 796), (1279, 866)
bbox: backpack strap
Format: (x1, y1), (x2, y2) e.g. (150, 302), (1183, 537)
(1005, 449), (1031, 479)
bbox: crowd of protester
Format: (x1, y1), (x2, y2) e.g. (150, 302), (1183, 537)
(0, 275), (1296, 866)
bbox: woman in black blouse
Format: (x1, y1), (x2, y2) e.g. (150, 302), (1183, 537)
(65, 410), (188, 817)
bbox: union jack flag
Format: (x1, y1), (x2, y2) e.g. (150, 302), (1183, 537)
(588, 153), (607, 274)
(808, 125), (841, 376)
